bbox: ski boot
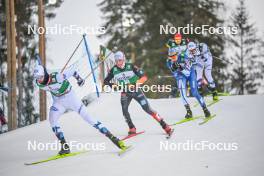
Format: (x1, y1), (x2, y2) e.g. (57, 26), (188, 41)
(208, 87), (219, 101)
(1, 124), (8, 133)
(128, 127), (136, 135)
(184, 104), (193, 119)
(212, 90), (219, 101)
(160, 119), (173, 136)
(111, 136), (127, 150)
(106, 131), (127, 150)
(58, 139), (70, 155)
(203, 106), (211, 118)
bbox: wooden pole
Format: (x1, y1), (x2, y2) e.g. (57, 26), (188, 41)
(17, 39), (23, 127)
(38, 0), (47, 121)
(6, 0), (17, 130)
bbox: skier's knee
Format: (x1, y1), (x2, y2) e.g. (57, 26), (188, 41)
(191, 88), (199, 97)
(197, 79), (203, 88)
(142, 104), (153, 115)
(52, 126), (64, 141)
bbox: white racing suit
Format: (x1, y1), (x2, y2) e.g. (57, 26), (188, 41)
(187, 43), (216, 90)
(35, 69), (107, 142)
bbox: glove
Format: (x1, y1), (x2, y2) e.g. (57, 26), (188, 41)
(189, 56), (196, 63)
(166, 59), (173, 68)
(172, 62), (181, 71)
(73, 71), (85, 87)
(77, 78), (85, 87)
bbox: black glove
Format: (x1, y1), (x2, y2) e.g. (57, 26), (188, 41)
(77, 78), (85, 87)
(171, 62), (181, 71)
(73, 71), (85, 87)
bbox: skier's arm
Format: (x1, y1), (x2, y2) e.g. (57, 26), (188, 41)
(57, 69), (84, 86)
(168, 47), (178, 60)
(201, 43), (212, 61)
(103, 68), (115, 88)
(166, 58), (173, 68)
(132, 65), (148, 85)
(35, 80), (50, 91)
(56, 69), (76, 82)
(200, 43), (211, 56)
(0, 86), (9, 92)
(167, 57), (182, 72)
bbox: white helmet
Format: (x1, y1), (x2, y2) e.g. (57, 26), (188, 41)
(33, 64), (45, 79)
(187, 42), (197, 50)
(114, 51), (125, 62)
(187, 42), (198, 55)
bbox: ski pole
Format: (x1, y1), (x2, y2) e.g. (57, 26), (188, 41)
(157, 75), (174, 79)
(212, 56), (233, 65)
(83, 34), (100, 98)
(84, 51), (113, 80)
(84, 47), (116, 80)
(60, 37), (84, 73)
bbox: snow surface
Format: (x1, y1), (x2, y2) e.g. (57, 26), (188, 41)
(0, 94), (264, 176)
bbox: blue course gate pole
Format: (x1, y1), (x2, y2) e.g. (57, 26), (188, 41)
(82, 34), (100, 98)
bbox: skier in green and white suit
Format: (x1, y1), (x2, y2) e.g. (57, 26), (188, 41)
(166, 33), (188, 62)
(104, 51), (173, 137)
(33, 63), (127, 155)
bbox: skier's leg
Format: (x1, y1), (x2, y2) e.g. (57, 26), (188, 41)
(132, 90), (154, 115)
(65, 90), (127, 150)
(189, 69), (206, 107)
(0, 108), (7, 125)
(49, 103), (66, 141)
(195, 63), (205, 95)
(177, 75), (193, 118)
(204, 58), (218, 100)
(48, 102), (70, 154)
(176, 75), (189, 106)
(120, 92), (135, 132)
(190, 69), (211, 117)
(133, 89), (172, 135)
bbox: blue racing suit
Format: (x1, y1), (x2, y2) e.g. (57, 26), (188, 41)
(167, 53), (206, 108)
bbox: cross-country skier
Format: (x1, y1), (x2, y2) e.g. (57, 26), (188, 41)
(104, 51), (173, 137)
(0, 108), (7, 129)
(0, 85), (9, 93)
(186, 42), (218, 101)
(33, 64), (127, 155)
(166, 51), (211, 119)
(166, 33), (188, 61)
(0, 85), (8, 132)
